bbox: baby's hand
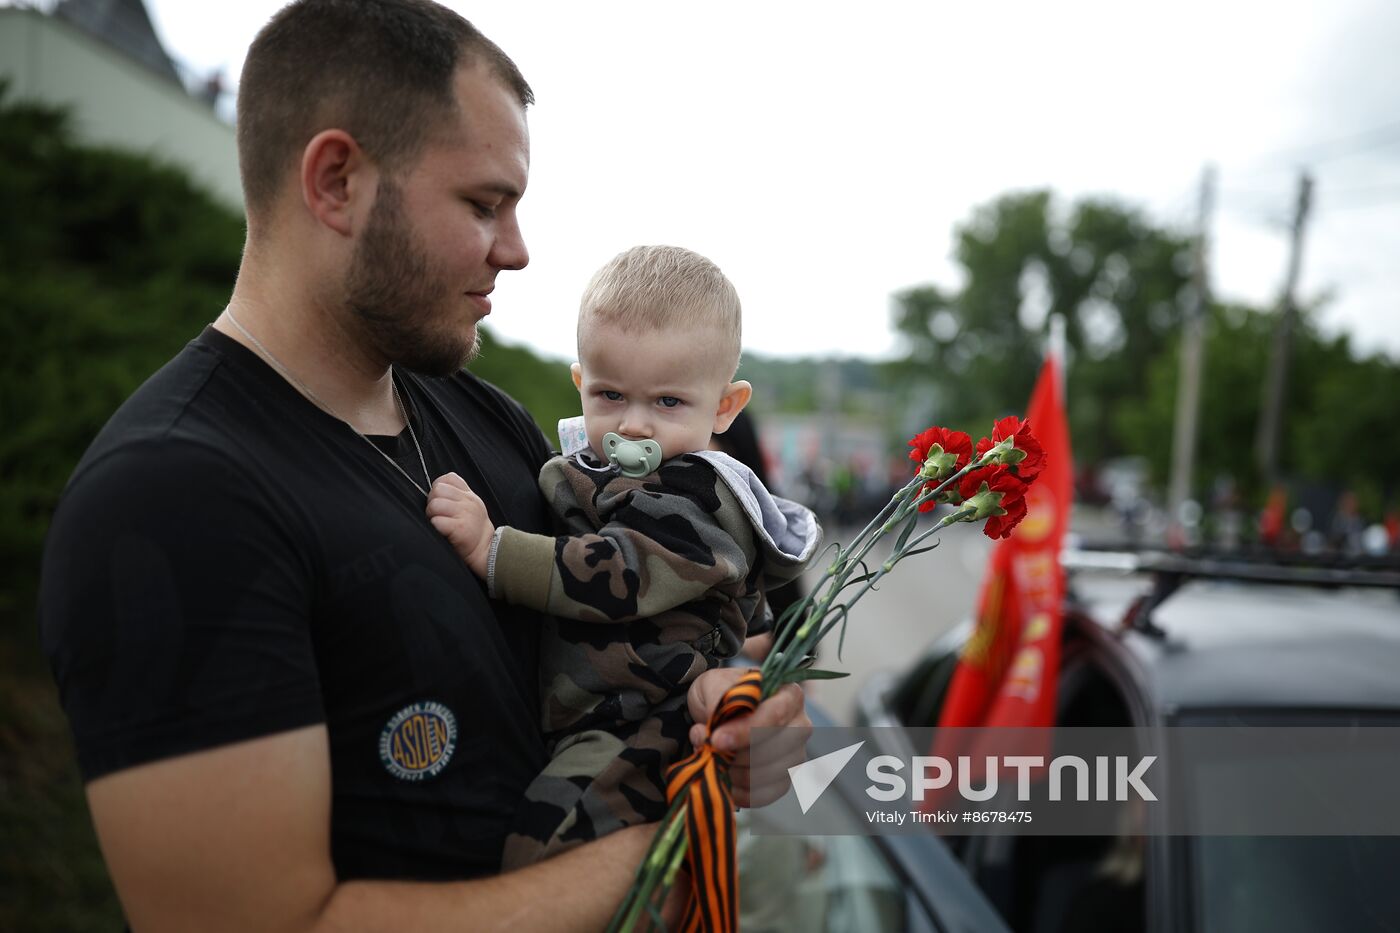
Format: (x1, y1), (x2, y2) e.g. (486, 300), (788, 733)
(426, 472), (495, 578)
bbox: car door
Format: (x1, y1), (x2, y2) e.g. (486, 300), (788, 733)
(739, 704), (1013, 933)
(854, 611), (1156, 932)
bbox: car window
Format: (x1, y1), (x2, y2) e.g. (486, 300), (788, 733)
(968, 657), (1148, 933)
(738, 808), (912, 932)
(1178, 710), (1400, 932)
(886, 622), (970, 727)
(1193, 836), (1400, 932)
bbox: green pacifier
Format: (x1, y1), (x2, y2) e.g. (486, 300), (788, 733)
(602, 433), (663, 478)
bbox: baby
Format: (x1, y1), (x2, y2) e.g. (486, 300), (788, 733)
(428, 245), (821, 868)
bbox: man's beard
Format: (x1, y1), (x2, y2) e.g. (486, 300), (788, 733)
(344, 179), (480, 377)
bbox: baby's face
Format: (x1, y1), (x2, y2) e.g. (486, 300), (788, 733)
(573, 321), (745, 464)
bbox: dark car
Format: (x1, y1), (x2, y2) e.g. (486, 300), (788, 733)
(735, 689), (1011, 933)
(738, 548), (1400, 932)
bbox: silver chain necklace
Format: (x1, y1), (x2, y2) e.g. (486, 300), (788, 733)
(223, 308), (432, 497)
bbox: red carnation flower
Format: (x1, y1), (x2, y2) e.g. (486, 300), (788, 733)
(958, 466), (1030, 538)
(908, 426), (973, 512)
(983, 491), (1029, 539)
(975, 416), (1045, 484)
(957, 465), (1027, 506)
(908, 425), (973, 470)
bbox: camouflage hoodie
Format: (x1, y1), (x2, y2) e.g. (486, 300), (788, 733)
(489, 449), (822, 741)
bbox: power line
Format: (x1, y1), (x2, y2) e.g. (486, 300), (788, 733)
(1314, 194), (1400, 213)
(1216, 176), (1400, 223)
(1321, 182), (1400, 201)
(1249, 118), (1400, 169)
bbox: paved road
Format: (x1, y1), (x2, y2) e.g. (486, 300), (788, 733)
(797, 518), (993, 724)
(799, 507), (1126, 724)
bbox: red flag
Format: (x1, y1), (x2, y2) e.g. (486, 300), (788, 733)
(936, 351), (1073, 733)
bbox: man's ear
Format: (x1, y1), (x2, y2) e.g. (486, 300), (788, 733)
(570, 362), (583, 392)
(712, 380), (753, 434)
(299, 129), (369, 237)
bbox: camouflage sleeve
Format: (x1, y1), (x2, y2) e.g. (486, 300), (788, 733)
(491, 460), (759, 624)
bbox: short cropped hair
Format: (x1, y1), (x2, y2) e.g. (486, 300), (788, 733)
(237, 0), (533, 220)
(579, 246), (743, 373)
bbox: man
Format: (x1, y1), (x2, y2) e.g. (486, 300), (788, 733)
(37, 1), (807, 930)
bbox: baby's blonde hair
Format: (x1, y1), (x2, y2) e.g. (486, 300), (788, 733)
(578, 246), (742, 375)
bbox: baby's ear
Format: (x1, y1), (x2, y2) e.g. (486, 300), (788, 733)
(570, 362), (583, 392)
(713, 380), (752, 434)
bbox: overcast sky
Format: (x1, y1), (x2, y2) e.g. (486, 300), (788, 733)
(144, 0), (1400, 362)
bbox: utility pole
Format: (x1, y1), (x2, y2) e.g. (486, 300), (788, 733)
(1048, 312), (1067, 386)
(1166, 166), (1215, 550)
(1255, 172), (1314, 486)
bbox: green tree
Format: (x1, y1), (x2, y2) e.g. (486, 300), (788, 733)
(1290, 343), (1400, 515)
(469, 326), (579, 439)
(1121, 303), (1400, 510)
(893, 187), (1400, 515)
(0, 86), (247, 613)
(892, 190), (1193, 462)
(1117, 303), (1274, 496)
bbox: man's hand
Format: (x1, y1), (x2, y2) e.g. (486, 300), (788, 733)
(426, 472), (495, 578)
(686, 667), (811, 808)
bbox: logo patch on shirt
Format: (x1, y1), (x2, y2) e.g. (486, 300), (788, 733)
(379, 701), (457, 781)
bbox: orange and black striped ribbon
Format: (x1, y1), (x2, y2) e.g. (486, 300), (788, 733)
(664, 669), (764, 933)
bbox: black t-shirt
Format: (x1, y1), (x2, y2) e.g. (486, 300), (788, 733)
(39, 326), (553, 880)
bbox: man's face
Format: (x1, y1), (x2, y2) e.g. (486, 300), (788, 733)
(345, 64), (530, 377)
(573, 320), (739, 462)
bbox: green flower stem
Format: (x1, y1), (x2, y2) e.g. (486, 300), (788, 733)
(661, 821), (689, 887)
(760, 454), (993, 695)
(801, 504), (977, 654)
(609, 802), (689, 933)
(768, 476), (926, 659)
(613, 447), (1002, 932)
(905, 506), (978, 553)
(764, 480), (916, 666)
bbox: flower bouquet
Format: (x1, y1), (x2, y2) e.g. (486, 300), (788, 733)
(608, 416), (1046, 933)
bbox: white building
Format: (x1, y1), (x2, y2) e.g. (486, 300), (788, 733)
(0, 1), (242, 209)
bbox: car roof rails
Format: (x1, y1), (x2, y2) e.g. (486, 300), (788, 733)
(1063, 545), (1400, 640)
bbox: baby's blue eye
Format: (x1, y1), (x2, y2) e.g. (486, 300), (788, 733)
(658, 396), (682, 408)
(602, 390), (623, 402)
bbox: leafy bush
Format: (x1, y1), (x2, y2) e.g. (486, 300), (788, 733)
(0, 86), (246, 613)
